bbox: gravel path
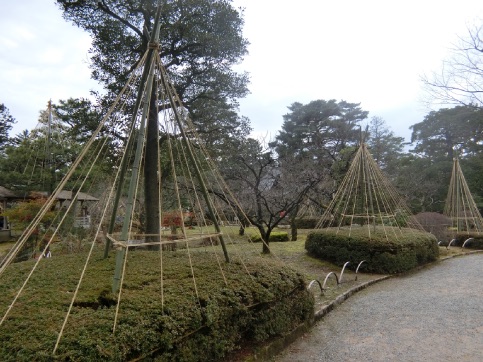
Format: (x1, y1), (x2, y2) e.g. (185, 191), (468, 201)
(275, 253), (483, 362)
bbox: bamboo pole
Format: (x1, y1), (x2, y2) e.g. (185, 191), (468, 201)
(111, 8), (162, 292)
(157, 68), (231, 263)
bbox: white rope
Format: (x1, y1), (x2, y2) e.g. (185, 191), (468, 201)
(52, 135), (112, 353)
(314, 142), (424, 241)
(0, 52), (147, 277)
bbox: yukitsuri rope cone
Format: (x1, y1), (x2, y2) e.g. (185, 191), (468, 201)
(315, 142), (425, 240)
(0, 14), (273, 357)
(444, 157), (483, 235)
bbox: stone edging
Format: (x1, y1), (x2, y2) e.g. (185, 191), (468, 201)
(313, 275), (391, 321)
(246, 249), (483, 361)
(246, 275), (391, 361)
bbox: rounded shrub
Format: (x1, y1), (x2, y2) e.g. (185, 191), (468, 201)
(0, 250), (313, 361)
(250, 231), (290, 242)
(294, 217), (319, 229)
(305, 227), (439, 274)
(449, 232), (483, 249)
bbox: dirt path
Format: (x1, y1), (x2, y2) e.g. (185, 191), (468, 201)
(275, 253), (483, 362)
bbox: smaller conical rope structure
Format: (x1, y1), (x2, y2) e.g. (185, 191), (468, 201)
(297, 199), (320, 219)
(315, 143), (424, 240)
(11, 101), (70, 196)
(443, 157), (483, 235)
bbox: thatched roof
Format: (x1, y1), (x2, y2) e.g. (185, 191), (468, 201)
(0, 188), (99, 202)
(32, 190), (99, 202)
(55, 190), (99, 202)
(0, 186), (17, 200)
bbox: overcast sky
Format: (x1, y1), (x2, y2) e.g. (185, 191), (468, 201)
(1, 1), (482, 142)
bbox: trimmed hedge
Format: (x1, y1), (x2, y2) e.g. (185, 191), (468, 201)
(250, 231), (290, 242)
(305, 227), (439, 274)
(0, 249), (313, 361)
(293, 218), (319, 229)
(446, 232), (483, 249)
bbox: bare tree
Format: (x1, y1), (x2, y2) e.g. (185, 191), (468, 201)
(218, 137), (322, 253)
(421, 23), (483, 108)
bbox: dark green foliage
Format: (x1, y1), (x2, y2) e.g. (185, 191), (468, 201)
(270, 99), (368, 161)
(305, 227), (439, 274)
(0, 103), (16, 152)
(250, 231), (290, 243)
(401, 106), (483, 213)
(0, 249), (313, 361)
(449, 232), (483, 249)
(56, 0), (251, 157)
(294, 218), (319, 229)
(410, 106), (483, 161)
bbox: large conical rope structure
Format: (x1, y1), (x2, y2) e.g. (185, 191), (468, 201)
(444, 157), (483, 235)
(315, 142), (424, 239)
(0, 8), (263, 355)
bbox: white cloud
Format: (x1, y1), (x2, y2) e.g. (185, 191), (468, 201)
(1, 0), (482, 143)
(0, 0), (98, 133)
(234, 0), (483, 142)
(38, 47), (65, 65)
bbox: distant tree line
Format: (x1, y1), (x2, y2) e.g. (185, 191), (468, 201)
(1, 1), (481, 252)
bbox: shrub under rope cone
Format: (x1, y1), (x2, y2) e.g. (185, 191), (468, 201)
(448, 232), (483, 249)
(305, 227), (439, 274)
(0, 249), (314, 361)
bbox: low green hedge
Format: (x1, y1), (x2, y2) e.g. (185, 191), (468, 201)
(445, 232), (483, 249)
(0, 249), (313, 361)
(250, 231), (290, 242)
(305, 227), (438, 274)
(293, 218), (319, 229)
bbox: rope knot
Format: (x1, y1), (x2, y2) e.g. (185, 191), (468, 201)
(148, 42), (160, 50)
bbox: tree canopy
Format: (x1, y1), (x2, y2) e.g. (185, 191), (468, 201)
(410, 105), (483, 161)
(365, 116), (407, 178)
(0, 103), (16, 153)
(421, 24), (483, 108)
(392, 105), (483, 212)
(56, 0), (252, 240)
(270, 99), (368, 163)
(0, 101), (113, 195)
(56, 0), (251, 144)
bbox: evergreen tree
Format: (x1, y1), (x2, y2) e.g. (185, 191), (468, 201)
(271, 99), (368, 163)
(410, 106), (483, 161)
(0, 103), (16, 154)
(366, 116), (406, 175)
(57, 0), (251, 239)
(56, 0), (250, 145)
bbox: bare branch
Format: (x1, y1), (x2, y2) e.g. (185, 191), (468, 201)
(421, 22), (483, 108)
(97, 0), (144, 39)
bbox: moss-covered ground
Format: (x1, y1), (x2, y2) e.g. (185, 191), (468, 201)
(0, 226), (477, 361)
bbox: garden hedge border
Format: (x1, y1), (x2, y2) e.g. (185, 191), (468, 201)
(0, 250), (314, 361)
(305, 227), (439, 274)
(446, 232), (483, 249)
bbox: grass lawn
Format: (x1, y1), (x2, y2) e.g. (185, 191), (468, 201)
(1, 226), (477, 318)
(0, 226), (478, 360)
(0, 226), (475, 311)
